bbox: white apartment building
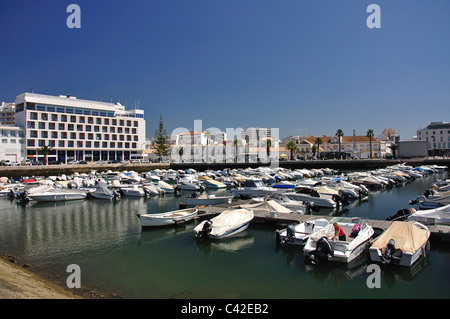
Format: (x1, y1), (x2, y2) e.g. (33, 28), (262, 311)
(14, 92), (146, 163)
(0, 126), (26, 163)
(417, 121), (450, 156)
(242, 127), (272, 147)
(0, 102), (16, 126)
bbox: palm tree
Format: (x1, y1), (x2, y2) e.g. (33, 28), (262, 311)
(311, 145), (317, 158)
(204, 130), (211, 162)
(335, 129), (344, 159)
(233, 138), (241, 163)
(178, 147), (184, 162)
(389, 143), (398, 159)
(265, 138), (272, 159)
(366, 129), (374, 159)
(37, 145), (52, 165)
(286, 141), (297, 160)
(314, 137), (323, 158)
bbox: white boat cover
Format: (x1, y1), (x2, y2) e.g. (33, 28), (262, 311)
(240, 200), (292, 214)
(158, 180), (174, 189)
(207, 209), (254, 237)
(310, 224), (335, 241)
(315, 186), (339, 195)
(91, 186), (113, 196)
(371, 221), (430, 253)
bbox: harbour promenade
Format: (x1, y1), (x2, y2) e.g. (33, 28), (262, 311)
(0, 158), (449, 179)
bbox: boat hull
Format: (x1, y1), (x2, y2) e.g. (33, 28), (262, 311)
(186, 196), (233, 206)
(138, 209), (198, 228)
(369, 242), (427, 267)
(28, 192), (87, 202)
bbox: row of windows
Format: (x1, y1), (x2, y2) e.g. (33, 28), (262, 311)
(428, 142), (449, 149)
(418, 136), (450, 142)
(28, 130), (139, 141)
(26, 121), (138, 134)
(18, 103), (116, 117)
(1, 130), (24, 137)
(26, 139), (138, 149)
(1, 139), (24, 144)
(17, 102), (144, 119)
(27, 112), (140, 127)
(418, 130), (450, 135)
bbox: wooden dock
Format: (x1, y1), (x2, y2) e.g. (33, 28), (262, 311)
(195, 200), (450, 242)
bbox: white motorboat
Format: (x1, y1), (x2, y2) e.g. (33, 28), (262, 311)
(304, 217), (374, 264)
(89, 184), (121, 200)
(194, 208), (254, 239)
(369, 221), (430, 267)
(137, 208), (198, 228)
(176, 180), (204, 191)
(185, 193), (233, 206)
(26, 187), (87, 202)
(158, 180), (175, 193)
(121, 185), (145, 197)
(285, 190), (337, 208)
(200, 178), (227, 189)
(414, 193), (450, 209)
(250, 193), (317, 213)
(142, 184), (161, 195)
(276, 218), (330, 246)
(407, 204), (450, 225)
(231, 178), (287, 198)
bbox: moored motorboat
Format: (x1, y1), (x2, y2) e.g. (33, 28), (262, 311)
(26, 187), (88, 202)
(369, 221), (430, 266)
(89, 184), (121, 200)
(158, 180), (175, 193)
(276, 218), (330, 245)
(407, 204), (450, 225)
(194, 208), (254, 239)
(121, 185), (145, 197)
(304, 217), (374, 264)
(185, 193), (233, 206)
(231, 178), (287, 198)
(137, 208), (198, 228)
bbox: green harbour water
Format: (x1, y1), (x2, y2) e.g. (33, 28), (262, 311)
(0, 170), (449, 299)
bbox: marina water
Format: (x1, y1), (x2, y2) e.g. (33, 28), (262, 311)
(0, 169), (449, 299)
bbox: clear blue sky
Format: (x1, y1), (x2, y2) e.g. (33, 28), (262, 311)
(1, 0), (449, 140)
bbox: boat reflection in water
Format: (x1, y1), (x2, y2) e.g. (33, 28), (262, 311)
(195, 231), (255, 255)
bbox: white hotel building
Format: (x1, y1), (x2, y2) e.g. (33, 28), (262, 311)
(14, 92), (146, 163)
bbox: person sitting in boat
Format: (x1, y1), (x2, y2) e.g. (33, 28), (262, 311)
(332, 222), (346, 241)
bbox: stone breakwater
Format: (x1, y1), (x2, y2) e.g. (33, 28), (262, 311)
(0, 158), (448, 178)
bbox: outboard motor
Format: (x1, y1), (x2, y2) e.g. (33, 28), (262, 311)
(195, 220), (213, 239)
(283, 224), (296, 244)
(113, 190), (121, 200)
(310, 236), (334, 264)
(381, 239), (397, 264)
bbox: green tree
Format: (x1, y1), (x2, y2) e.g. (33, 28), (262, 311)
(314, 137), (323, 158)
(335, 129), (344, 159)
(154, 114), (169, 162)
(389, 143), (398, 159)
(233, 138), (242, 163)
(286, 140), (297, 160)
(204, 129), (211, 162)
(37, 145), (52, 165)
(178, 147), (184, 162)
(263, 138), (272, 159)
(366, 129), (374, 159)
